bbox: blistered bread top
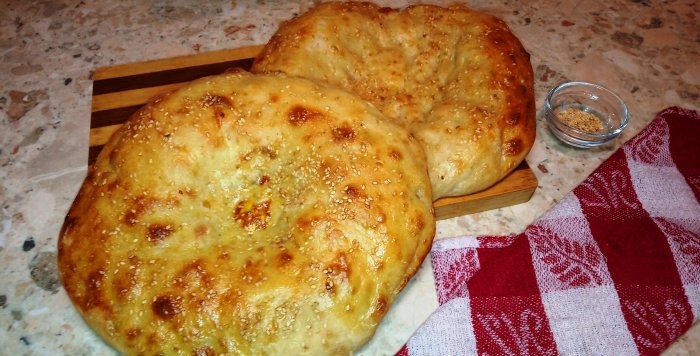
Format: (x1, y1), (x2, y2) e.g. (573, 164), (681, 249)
(253, 2), (536, 198)
(58, 70), (435, 355)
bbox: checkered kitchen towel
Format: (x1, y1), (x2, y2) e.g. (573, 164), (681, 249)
(398, 107), (700, 355)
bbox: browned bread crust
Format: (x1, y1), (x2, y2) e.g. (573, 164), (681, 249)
(58, 70), (435, 355)
(253, 1), (536, 198)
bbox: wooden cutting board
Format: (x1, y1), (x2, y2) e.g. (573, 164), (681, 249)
(89, 45), (538, 220)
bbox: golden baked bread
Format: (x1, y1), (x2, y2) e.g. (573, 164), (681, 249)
(58, 70), (435, 355)
(252, 1), (536, 198)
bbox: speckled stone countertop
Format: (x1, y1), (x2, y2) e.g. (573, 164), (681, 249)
(1, 0), (698, 355)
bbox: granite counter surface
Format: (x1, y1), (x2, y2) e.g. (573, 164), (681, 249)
(1, 0), (698, 354)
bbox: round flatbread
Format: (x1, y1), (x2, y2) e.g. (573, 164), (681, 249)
(252, 2), (536, 198)
(58, 70), (435, 355)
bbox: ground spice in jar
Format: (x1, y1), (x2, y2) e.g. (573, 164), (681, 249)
(556, 108), (605, 133)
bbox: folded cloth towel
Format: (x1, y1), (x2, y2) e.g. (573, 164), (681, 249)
(398, 107), (700, 356)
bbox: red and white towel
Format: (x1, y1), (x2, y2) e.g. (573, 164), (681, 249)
(398, 107), (700, 355)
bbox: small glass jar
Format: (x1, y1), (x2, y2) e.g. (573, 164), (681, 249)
(544, 81), (630, 148)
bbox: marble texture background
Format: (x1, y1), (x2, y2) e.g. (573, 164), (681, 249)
(0, 0), (698, 354)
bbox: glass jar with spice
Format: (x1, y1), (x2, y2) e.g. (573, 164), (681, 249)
(544, 81), (630, 148)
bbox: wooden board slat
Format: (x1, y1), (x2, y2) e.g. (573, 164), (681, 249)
(93, 45), (264, 80)
(433, 162), (537, 220)
(92, 45), (262, 95)
(89, 45), (537, 220)
(92, 82), (186, 112)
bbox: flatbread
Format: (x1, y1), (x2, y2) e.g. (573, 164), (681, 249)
(58, 70), (435, 355)
(252, 1), (536, 198)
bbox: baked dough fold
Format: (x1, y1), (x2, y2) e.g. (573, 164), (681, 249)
(253, 1), (536, 198)
(58, 71), (435, 355)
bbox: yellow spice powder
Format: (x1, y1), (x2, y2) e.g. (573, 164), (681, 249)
(557, 108), (605, 133)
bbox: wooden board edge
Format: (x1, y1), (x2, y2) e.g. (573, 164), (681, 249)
(92, 82), (186, 112)
(434, 165), (538, 220)
(90, 124), (121, 147)
(93, 45), (264, 80)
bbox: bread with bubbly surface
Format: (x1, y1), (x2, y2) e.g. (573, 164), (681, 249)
(58, 70), (435, 355)
(253, 1), (536, 198)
